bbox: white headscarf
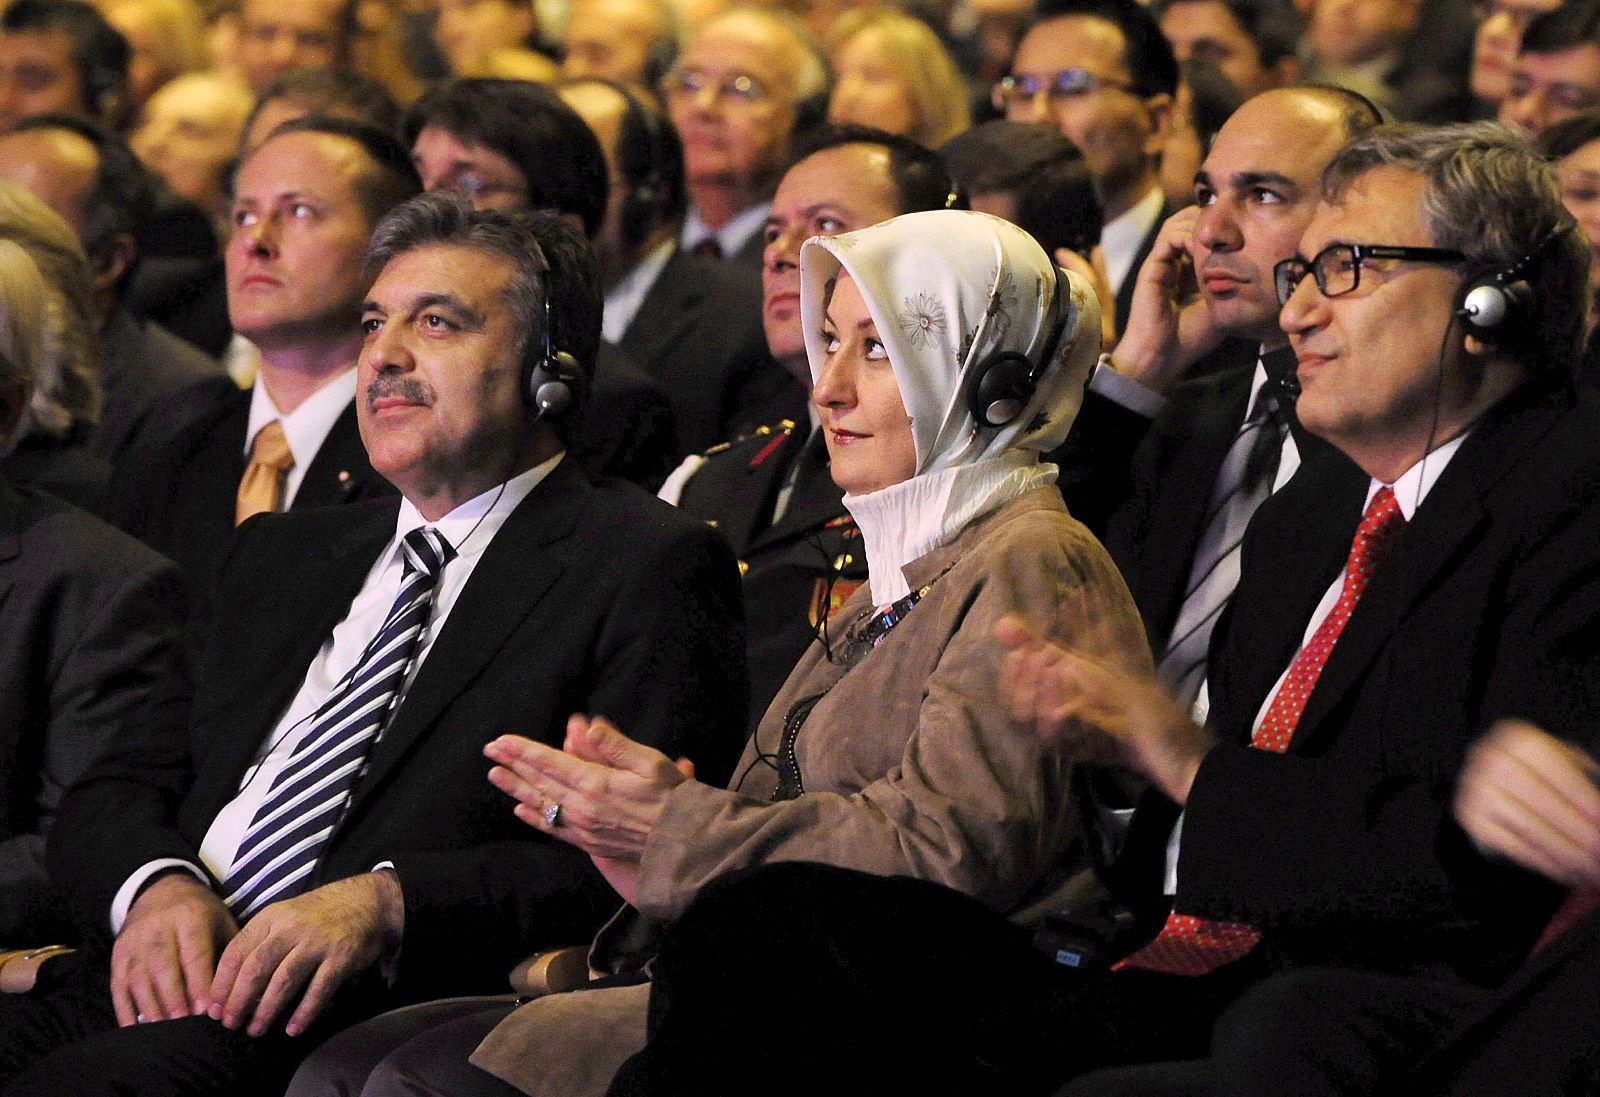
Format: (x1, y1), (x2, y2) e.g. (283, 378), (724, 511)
(800, 209), (1101, 603)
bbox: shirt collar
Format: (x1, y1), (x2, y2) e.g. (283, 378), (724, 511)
(245, 367), (358, 467)
(602, 238), (676, 343)
(390, 451), (563, 563)
(1100, 186), (1165, 291)
(681, 201), (772, 259)
(1368, 431), (1470, 521)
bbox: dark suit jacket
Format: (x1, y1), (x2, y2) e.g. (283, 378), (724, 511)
(0, 480), (182, 942)
(93, 309), (237, 465)
(677, 422), (867, 729)
(569, 342), (679, 489)
(106, 386), (393, 616)
(618, 248), (805, 455)
(48, 459), (750, 1001)
(1169, 378), (1600, 987)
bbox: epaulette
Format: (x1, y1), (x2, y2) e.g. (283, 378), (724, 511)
(700, 419), (798, 456)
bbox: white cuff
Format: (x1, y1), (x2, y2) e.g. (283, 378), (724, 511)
(656, 455), (707, 507)
(1089, 356), (1167, 419)
(111, 860), (210, 933)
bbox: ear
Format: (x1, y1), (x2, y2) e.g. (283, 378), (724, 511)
(1142, 92), (1174, 159)
(1463, 333), (1493, 357)
(89, 232), (138, 296)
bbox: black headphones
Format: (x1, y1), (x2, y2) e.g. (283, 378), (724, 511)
(521, 242), (585, 421)
(964, 266), (1075, 429)
(1455, 218), (1573, 343)
(612, 82), (673, 253)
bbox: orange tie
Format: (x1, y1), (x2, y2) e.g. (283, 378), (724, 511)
(235, 420), (293, 525)
(1118, 486), (1407, 976)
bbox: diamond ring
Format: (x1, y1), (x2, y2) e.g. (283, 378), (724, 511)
(544, 802), (562, 827)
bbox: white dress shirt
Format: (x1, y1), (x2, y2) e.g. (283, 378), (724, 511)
(1164, 432), (1470, 893)
(602, 238), (676, 344)
(243, 368), (358, 509)
(680, 201), (771, 260)
(1100, 185), (1165, 299)
(110, 455), (563, 930)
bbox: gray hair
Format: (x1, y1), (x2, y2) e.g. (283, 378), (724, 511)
(1321, 121), (1590, 370)
(0, 182), (102, 441)
(0, 240), (50, 453)
(366, 191), (546, 367)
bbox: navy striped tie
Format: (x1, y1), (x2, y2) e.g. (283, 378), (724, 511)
(222, 527), (454, 919)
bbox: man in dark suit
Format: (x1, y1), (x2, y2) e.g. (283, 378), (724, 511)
(661, 125), (959, 728)
(0, 194), (748, 1094)
(402, 78), (682, 481)
(664, 7), (829, 270)
(1000, 0), (1177, 333)
(107, 118), (416, 609)
(0, 116), (237, 466)
(1057, 85), (1381, 709)
(596, 123), (1600, 1096)
(559, 77), (799, 456)
(0, 256), (183, 945)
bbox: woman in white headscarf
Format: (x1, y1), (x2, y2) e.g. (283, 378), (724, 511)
(286, 210), (1147, 1097)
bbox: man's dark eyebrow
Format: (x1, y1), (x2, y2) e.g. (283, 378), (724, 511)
(413, 292), (487, 329)
(1232, 171), (1298, 190)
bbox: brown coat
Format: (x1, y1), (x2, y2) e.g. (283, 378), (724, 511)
(472, 487), (1146, 1096)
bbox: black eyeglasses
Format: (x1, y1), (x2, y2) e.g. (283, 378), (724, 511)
(990, 69), (1131, 111)
(1273, 243), (1466, 306)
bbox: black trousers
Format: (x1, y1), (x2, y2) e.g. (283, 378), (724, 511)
(605, 862), (1260, 1097)
(1059, 907), (1600, 1096)
(0, 948), (376, 1097)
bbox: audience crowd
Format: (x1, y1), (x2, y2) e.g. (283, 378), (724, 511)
(0, 0), (1598, 1092)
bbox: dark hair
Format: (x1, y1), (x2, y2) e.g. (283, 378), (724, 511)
(791, 123), (963, 215)
(0, 0), (129, 120)
(1521, 0), (1600, 57)
(557, 77), (688, 249)
(241, 115), (422, 228)
(8, 113), (158, 295)
(242, 65), (401, 144)
(1029, 0), (1178, 98)
(940, 120), (1101, 257)
(1150, 0), (1301, 65)
(1536, 107), (1600, 159)
(401, 78), (608, 238)
(365, 193), (602, 442)
(1321, 121), (1589, 374)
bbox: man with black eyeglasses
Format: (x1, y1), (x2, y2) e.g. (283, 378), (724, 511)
(582, 121), (1600, 1097)
(999, 0), (1176, 331)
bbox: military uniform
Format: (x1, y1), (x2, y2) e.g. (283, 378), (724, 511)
(676, 421), (868, 730)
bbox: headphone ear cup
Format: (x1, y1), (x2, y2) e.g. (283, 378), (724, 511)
(1457, 275), (1533, 341)
(966, 351), (1037, 428)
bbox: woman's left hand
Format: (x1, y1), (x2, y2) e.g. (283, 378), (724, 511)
(485, 714), (692, 869)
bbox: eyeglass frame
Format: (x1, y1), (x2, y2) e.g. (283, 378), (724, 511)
(663, 66), (773, 107)
(990, 68), (1133, 112)
(1273, 243), (1467, 307)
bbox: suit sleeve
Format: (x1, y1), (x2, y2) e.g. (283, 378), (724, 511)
(632, 518), (1148, 923)
(15, 554), (186, 938)
(1174, 485), (1600, 950)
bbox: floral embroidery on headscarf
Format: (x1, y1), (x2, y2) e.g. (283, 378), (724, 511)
(897, 294), (946, 348)
(983, 268), (1017, 341)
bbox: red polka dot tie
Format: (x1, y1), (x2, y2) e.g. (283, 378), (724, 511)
(1117, 486), (1407, 976)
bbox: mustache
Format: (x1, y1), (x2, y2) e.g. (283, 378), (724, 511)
(365, 375), (432, 410)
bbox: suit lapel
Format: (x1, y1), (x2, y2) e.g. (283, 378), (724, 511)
(293, 402), (386, 508)
(344, 462), (589, 812)
(1134, 368), (1253, 640)
(619, 251), (705, 373)
(1291, 384), (1570, 749)
(0, 482), (22, 617)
